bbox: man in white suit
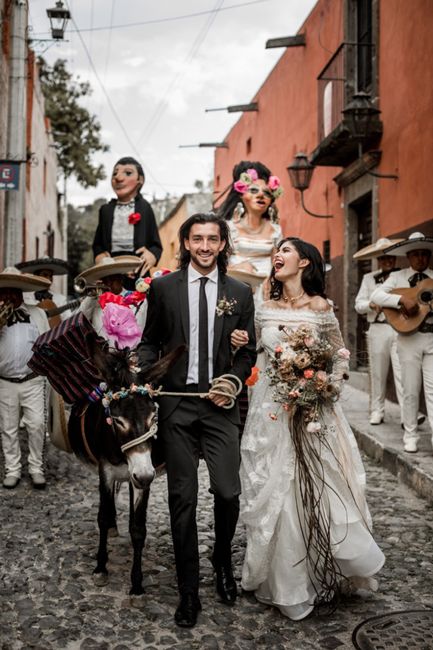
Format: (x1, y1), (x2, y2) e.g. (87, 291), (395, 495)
(371, 232), (433, 452)
(0, 268), (50, 488)
(354, 238), (405, 425)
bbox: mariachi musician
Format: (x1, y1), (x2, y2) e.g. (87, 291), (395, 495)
(17, 257), (77, 327)
(354, 238), (405, 426)
(0, 267), (50, 489)
(371, 232), (433, 453)
(76, 255), (148, 345)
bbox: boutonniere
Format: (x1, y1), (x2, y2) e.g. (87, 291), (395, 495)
(216, 296), (237, 317)
(128, 212), (141, 225)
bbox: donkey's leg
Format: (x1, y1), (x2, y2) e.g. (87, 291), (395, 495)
(93, 464), (114, 583)
(128, 483), (150, 595)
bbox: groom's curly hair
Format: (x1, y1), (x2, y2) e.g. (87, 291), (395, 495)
(178, 212), (233, 274)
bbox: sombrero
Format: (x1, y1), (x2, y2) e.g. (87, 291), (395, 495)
(76, 255), (141, 283)
(353, 237), (404, 261)
(16, 257), (69, 275)
(0, 267), (51, 291)
(227, 267), (267, 289)
(383, 232), (433, 256)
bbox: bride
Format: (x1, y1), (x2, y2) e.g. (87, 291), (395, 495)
(240, 237), (385, 620)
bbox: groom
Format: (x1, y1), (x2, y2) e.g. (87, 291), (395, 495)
(137, 213), (256, 627)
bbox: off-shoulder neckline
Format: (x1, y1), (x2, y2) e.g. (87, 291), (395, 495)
(259, 304), (334, 317)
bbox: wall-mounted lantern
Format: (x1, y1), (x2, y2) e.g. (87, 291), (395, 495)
(46, 1), (71, 40)
(342, 92), (398, 179)
(287, 153), (333, 219)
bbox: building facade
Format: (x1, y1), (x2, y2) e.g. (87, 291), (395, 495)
(0, 2), (63, 291)
(214, 0), (433, 367)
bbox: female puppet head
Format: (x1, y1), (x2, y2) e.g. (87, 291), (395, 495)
(111, 157), (145, 203)
(217, 160), (283, 223)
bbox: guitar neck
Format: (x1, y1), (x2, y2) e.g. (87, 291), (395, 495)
(45, 299), (81, 319)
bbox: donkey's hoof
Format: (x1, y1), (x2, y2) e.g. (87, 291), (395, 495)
(93, 571), (109, 586)
(107, 526), (119, 538)
(129, 585), (145, 596)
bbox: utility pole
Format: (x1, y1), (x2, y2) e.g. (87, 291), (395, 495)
(4, 0), (28, 265)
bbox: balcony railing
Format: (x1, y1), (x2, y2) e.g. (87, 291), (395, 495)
(312, 42), (382, 167)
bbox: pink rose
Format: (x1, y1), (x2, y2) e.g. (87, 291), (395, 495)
(337, 348), (351, 360)
(128, 212), (141, 225)
(268, 176), (280, 190)
(306, 421), (322, 433)
(246, 168), (258, 181)
(233, 180), (249, 194)
(303, 369), (314, 379)
(316, 370), (328, 382)
(304, 336), (316, 347)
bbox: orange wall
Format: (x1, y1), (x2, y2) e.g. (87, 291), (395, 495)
(378, 0), (433, 237)
(214, 0), (433, 253)
(214, 0), (345, 254)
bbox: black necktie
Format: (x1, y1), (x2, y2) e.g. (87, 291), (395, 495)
(7, 308), (31, 327)
(198, 277), (209, 392)
(408, 272), (428, 287)
(35, 290), (53, 301)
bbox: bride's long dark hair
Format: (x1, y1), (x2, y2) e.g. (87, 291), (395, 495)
(270, 237), (326, 300)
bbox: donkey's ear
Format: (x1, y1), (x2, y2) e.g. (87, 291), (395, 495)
(87, 334), (110, 380)
(143, 345), (186, 384)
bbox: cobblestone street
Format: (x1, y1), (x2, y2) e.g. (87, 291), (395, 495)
(1, 426), (433, 650)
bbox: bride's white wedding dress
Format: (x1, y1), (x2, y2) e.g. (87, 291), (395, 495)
(240, 305), (385, 620)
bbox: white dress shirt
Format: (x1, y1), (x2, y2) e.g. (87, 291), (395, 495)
(0, 305), (48, 378)
(186, 264), (218, 385)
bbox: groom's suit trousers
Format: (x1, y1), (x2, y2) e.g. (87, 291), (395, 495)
(160, 395), (241, 595)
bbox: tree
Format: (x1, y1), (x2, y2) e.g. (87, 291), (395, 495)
(67, 198), (104, 293)
(38, 58), (109, 188)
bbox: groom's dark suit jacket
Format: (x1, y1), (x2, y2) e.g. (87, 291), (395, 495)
(137, 268), (257, 421)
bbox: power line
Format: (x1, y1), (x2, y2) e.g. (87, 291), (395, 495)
(136, 0), (225, 148)
(67, 9), (169, 194)
(31, 1), (270, 37)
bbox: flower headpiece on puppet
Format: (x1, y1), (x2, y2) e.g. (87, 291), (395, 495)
(233, 168), (283, 199)
(101, 302), (142, 349)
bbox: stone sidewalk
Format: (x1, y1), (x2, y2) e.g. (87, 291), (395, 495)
(341, 375), (433, 504)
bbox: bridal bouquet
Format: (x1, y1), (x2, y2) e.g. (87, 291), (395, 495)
(267, 324), (349, 428)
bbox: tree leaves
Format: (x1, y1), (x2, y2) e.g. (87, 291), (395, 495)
(38, 58), (109, 188)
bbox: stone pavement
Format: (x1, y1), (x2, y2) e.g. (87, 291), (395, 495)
(343, 374), (433, 504)
(1, 385), (433, 649)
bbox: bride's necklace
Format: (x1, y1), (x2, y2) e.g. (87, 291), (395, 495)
(282, 290), (305, 304)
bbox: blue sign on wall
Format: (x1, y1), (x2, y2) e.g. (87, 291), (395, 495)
(0, 163), (20, 190)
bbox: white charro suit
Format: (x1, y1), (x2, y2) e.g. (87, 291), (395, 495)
(371, 267), (433, 447)
(355, 270), (403, 422)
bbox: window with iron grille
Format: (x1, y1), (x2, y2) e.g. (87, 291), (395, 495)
(357, 0), (373, 91)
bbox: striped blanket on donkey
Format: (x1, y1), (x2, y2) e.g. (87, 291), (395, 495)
(29, 312), (104, 403)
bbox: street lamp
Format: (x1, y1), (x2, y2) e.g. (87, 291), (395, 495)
(342, 92), (398, 179)
(287, 153), (333, 219)
(46, 1), (71, 40)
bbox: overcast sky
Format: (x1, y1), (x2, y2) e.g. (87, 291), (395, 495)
(29, 0), (317, 207)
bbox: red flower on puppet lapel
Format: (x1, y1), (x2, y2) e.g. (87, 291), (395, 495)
(128, 212), (141, 225)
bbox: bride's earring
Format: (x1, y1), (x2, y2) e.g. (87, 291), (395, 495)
(234, 201), (245, 220)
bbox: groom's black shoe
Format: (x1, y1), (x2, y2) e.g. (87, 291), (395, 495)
(213, 562), (237, 605)
(174, 593), (202, 628)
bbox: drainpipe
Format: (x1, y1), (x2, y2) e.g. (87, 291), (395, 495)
(5, 0), (28, 265)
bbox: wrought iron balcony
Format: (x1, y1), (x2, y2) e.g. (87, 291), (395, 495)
(310, 43), (382, 167)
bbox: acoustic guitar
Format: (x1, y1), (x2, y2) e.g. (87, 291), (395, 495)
(382, 278), (433, 334)
(37, 298), (81, 329)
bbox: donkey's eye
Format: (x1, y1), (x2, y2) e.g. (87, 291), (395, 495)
(112, 416), (129, 432)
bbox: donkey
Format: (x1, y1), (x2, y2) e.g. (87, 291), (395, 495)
(67, 341), (180, 595)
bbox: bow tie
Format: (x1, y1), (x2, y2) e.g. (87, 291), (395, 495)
(374, 268), (401, 284)
(7, 308), (31, 327)
(34, 290), (53, 301)
(408, 272), (429, 287)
